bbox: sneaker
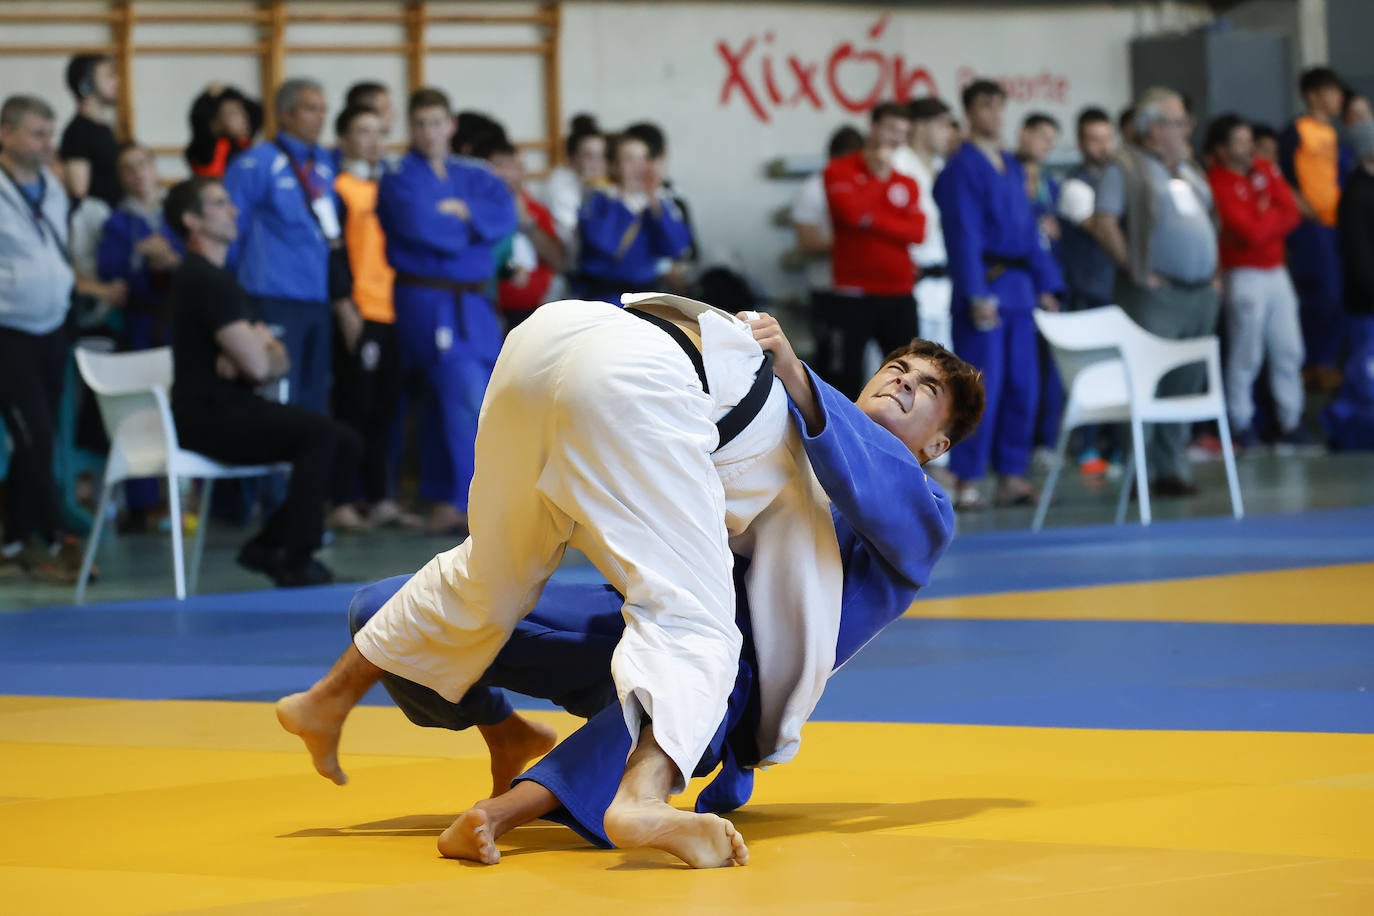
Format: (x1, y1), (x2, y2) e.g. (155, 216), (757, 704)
(237, 539), (286, 580)
(274, 557), (335, 588)
(1272, 426), (1324, 456)
(1152, 475), (1199, 498)
(1031, 446), (1057, 471)
(1078, 452), (1109, 476)
(1231, 427), (1260, 451)
(1187, 433), (1223, 463)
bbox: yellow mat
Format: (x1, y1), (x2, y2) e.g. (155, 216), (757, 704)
(2, 697), (1372, 914)
(912, 562), (1374, 623)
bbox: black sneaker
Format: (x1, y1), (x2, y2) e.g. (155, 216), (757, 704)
(274, 557), (334, 588)
(1152, 476), (1199, 498)
(237, 539), (287, 580)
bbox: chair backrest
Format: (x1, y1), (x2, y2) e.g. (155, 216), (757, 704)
(1033, 306), (1133, 396)
(74, 346), (179, 469)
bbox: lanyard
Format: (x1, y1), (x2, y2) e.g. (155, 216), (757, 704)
(0, 160), (48, 241)
(274, 137), (322, 201)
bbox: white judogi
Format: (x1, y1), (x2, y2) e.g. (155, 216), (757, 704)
(893, 146), (953, 352)
(354, 295), (843, 790)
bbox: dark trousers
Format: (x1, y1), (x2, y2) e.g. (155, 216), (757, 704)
(0, 325), (68, 545)
(176, 398), (360, 559)
(333, 320), (402, 503)
(828, 292), (919, 399)
(251, 296), (333, 415)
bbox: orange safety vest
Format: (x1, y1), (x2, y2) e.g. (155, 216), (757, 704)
(334, 170), (395, 324)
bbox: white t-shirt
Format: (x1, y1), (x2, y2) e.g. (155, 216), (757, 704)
(891, 145), (946, 270)
(791, 171), (832, 291)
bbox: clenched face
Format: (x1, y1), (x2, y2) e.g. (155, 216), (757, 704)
(856, 355), (953, 464)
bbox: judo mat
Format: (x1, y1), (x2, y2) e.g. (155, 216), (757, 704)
(2, 506), (1373, 914)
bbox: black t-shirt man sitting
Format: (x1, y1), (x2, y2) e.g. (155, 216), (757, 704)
(164, 178), (360, 587)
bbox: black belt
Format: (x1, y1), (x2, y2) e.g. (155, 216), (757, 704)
(394, 272), (489, 340)
(983, 254), (1032, 283)
(627, 308), (775, 451)
(917, 263), (949, 280)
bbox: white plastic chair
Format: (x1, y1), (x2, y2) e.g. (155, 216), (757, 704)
(74, 346), (287, 602)
(1031, 305), (1243, 530)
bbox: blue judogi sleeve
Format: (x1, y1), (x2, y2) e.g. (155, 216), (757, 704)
(461, 166), (518, 244)
(642, 197), (693, 259)
(221, 147), (268, 270)
(933, 151), (990, 313)
(577, 191), (636, 265)
(96, 210), (142, 288)
(376, 159), (472, 257)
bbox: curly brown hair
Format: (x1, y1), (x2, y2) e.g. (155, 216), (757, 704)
(881, 339), (986, 447)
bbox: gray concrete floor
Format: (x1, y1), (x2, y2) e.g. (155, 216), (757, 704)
(1, 448), (1371, 612)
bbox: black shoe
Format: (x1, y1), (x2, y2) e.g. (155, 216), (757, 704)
(237, 539), (287, 578)
(274, 557), (334, 588)
(1152, 476), (1199, 498)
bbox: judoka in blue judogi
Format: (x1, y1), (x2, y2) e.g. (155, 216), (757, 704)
(376, 141), (516, 520)
(935, 121), (1062, 505)
(348, 363), (956, 851)
(574, 186), (693, 304)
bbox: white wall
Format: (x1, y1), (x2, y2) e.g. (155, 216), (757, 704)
(0, 0), (1214, 299)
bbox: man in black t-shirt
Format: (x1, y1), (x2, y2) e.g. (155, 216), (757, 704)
(58, 54), (121, 207)
(164, 177), (360, 587)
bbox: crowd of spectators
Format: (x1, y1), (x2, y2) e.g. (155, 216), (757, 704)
(2, 51), (1372, 585)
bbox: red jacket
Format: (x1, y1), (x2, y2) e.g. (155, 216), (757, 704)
(824, 150), (926, 295)
(1207, 157), (1301, 271)
(498, 191), (558, 311)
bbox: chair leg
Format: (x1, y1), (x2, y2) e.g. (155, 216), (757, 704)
(1115, 451), (1134, 526)
(1215, 413), (1245, 520)
(1031, 423), (1073, 532)
(189, 478), (214, 597)
(167, 472), (186, 600)
(75, 480), (114, 604)
(1131, 417), (1152, 526)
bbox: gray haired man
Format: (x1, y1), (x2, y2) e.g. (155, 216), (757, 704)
(222, 77), (349, 415)
(0, 96), (82, 581)
(1087, 87), (1221, 497)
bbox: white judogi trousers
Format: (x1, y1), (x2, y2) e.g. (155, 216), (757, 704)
(1222, 266), (1305, 432)
(354, 296), (841, 790)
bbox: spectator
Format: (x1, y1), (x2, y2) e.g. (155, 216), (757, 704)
(625, 121), (699, 293)
(223, 77), (346, 415)
(478, 133), (567, 328)
(574, 130), (692, 304)
(186, 83), (263, 179)
(1205, 114), (1309, 451)
(164, 177), (359, 587)
(1054, 107), (1120, 474)
(1118, 105), (1137, 146)
(332, 103), (414, 531)
(542, 114), (607, 250)
(377, 88), (516, 536)
(934, 80), (1063, 510)
(1326, 121), (1374, 448)
(452, 110), (506, 160)
(791, 124), (864, 381)
(344, 81), (395, 137)
(0, 95), (80, 582)
(1016, 112), (1067, 462)
(1088, 87), (1220, 498)
(58, 53), (121, 207)
(99, 143), (183, 351)
(823, 101), (926, 398)
(895, 97), (956, 352)
(1252, 123), (1280, 165)
(1279, 67), (1349, 389)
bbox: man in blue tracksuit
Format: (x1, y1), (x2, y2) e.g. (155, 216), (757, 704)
(935, 79), (1063, 511)
(376, 88), (516, 534)
(222, 77), (346, 415)
(346, 325), (986, 866)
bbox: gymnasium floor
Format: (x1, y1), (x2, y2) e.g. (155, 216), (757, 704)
(2, 502), (1373, 912)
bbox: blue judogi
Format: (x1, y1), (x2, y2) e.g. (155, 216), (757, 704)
(376, 150), (516, 510)
(223, 133), (340, 413)
(97, 204), (185, 350)
(349, 367), (954, 846)
(574, 189), (693, 304)
(935, 144), (1063, 481)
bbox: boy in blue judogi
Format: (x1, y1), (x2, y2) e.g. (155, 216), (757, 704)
(347, 323), (985, 867)
(934, 80), (1063, 511)
(376, 88), (516, 534)
(574, 132), (692, 303)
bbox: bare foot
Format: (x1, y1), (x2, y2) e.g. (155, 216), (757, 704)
(604, 800), (749, 868)
(276, 691), (349, 785)
(482, 715), (558, 797)
(438, 807), (500, 865)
